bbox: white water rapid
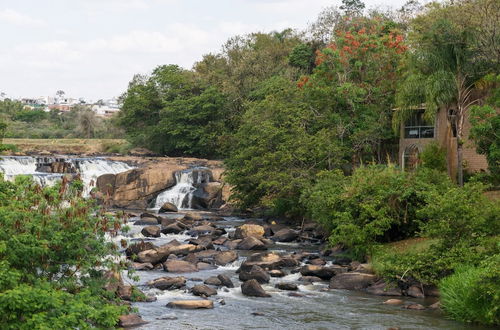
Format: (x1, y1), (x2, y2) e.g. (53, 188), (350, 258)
(0, 156), (134, 196)
(154, 168), (211, 210)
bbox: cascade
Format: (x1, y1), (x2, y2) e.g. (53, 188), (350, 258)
(0, 156), (134, 196)
(154, 167), (211, 210)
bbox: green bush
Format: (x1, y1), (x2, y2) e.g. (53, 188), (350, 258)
(303, 165), (452, 258)
(440, 255), (500, 325)
(419, 141), (447, 172)
(0, 144), (18, 153)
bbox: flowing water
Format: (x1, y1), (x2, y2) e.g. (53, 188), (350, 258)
(119, 213), (482, 330)
(0, 156), (134, 195)
(154, 168), (211, 210)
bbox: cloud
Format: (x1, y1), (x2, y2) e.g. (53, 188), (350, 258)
(0, 8), (45, 27)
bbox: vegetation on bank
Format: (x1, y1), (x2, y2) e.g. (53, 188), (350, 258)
(0, 175), (129, 328)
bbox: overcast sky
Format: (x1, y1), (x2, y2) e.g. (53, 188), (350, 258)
(0, 0), (407, 101)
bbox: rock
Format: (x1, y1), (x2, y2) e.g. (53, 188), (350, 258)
(288, 292), (304, 297)
(136, 249), (163, 264)
(423, 285), (440, 297)
(118, 314), (148, 328)
(269, 270), (286, 277)
(383, 299), (404, 305)
(272, 228), (299, 242)
(148, 276), (186, 290)
(299, 276), (323, 283)
(192, 284), (217, 297)
(275, 283), (298, 291)
(126, 241), (156, 257)
(329, 272), (377, 290)
(204, 276), (222, 286)
(188, 236), (214, 249)
(237, 236), (267, 250)
(191, 182), (223, 209)
(161, 223), (184, 234)
(168, 244), (201, 256)
(131, 262), (154, 270)
(163, 260), (198, 273)
(407, 285), (425, 298)
(212, 236), (228, 245)
(196, 262), (216, 271)
(183, 212), (203, 221)
(252, 312), (265, 316)
(159, 202), (178, 212)
(141, 225), (161, 237)
(217, 298), (226, 305)
(214, 251), (238, 266)
(300, 265), (337, 280)
(405, 304), (426, 310)
(224, 240), (241, 250)
(190, 225), (217, 235)
(217, 274), (234, 288)
(134, 217), (159, 225)
(429, 301), (441, 309)
(166, 300), (214, 309)
(117, 285), (133, 300)
(241, 279), (271, 298)
(307, 258), (326, 266)
(239, 265), (270, 284)
(234, 224), (265, 239)
(366, 280), (402, 296)
(194, 249), (220, 260)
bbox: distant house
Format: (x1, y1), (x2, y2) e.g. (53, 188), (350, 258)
(399, 105), (488, 179)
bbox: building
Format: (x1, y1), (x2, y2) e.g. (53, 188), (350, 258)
(399, 105), (488, 180)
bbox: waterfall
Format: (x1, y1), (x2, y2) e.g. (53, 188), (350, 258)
(154, 168), (211, 210)
(0, 156), (134, 196)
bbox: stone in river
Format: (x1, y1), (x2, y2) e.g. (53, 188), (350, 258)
(241, 279), (271, 298)
(159, 202), (178, 212)
(204, 276), (222, 286)
(163, 260), (198, 273)
(300, 265), (337, 280)
(383, 299), (404, 305)
(117, 314), (148, 328)
(141, 225), (161, 237)
(134, 217), (159, 225)
(161, 223), (184, 234)
(214, 250), (238, 266)
(217, 274), (234, 288)
(237, 236), (267, 250)
(192, 284), (217, 297)
(329, 272), (377, 290)
(148, 276), (186, 290)
(407, 285), (425, 298)
(239, 265), (270, 284)
(269, 269), (286, 277)
(166, 300), (214, 309)
(234, 224), (265, 239)
(404, 303), (426, 310)
(275, 283), (298, 291)
(366, 280), (402, 296)
(271, 228), (299, 242)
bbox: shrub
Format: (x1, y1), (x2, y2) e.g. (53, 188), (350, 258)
(0, 144), (17, 153)
(303, 165), (452, 258)
(419, 141), (447, 172)
(440, 255), (500, 325)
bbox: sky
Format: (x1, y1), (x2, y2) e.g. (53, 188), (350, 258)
(0, 0), (407, 101)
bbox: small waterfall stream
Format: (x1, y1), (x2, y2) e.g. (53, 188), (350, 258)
(154, 168), (211, 210)
(0, 156), (134, 195)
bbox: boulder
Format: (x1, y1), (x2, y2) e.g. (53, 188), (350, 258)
(366, 280), (402, 296)
(159, 202), (178, 213)
(131, 262), (154, 270)
(117, 285), (133, 300)
(148, 276), (186, 290)
(429, 301), (441, 309)
(272, 228), (299, 242)
(275, 283), (298, 291)
(194, 249), (220, 260)
(161, 223), (184, 234)
(407, 285), (425, 298)
(204, 276), (222, 286)
(234, 224), (265, 239)
(183, 212), (203, 221)
(300, 265), (337, 280)
(329, 272), (377, 290)
(117, 314), (148, 328)
(188, 236), (214, 249)
(383, 299), (404, 305)
(192, 284), (217, 297)
(141, 225), (161, 238)
(217, 274), (234, 288)
(212, 236), (228, 245)
(166, 300), (214, 309)
(307, 258), (326, 266)
(126, 241), (156, 257)
(239, 265), (270, 284)
(224, 240), (241, 250)
(191, 182), (223, 209)
(190, 225), (217, 235)
(241, 279), (271, 298)
(237, 236), (267, 250)
(405, 304), (426, 310)
(299, 276), (323, 283)
(196, 262), (216, 271)
(214, 251), (238, 266)
(163, 260), (198, 273)
(168, 244), (201, 256)
(269, 270), (286, 277)
(134, 217), (159, 225)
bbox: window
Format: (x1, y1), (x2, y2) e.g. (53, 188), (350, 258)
(404, 109), (434, 138)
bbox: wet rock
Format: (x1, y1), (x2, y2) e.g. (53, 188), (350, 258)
(192, 284), (217, 297)
(218, 298), (226, 305)
(212, 236), (228, 245)
(148, 276), (186, 290)
(299, 276), (323, 283)
(157, 315), (178, 320)
(288, 292), (305, 297)
(166, 300), (214, 309)
(141, 225), (161, 237)
(161, 223), (184, 234)
(190, 225), (217, 235)
(307, 258), (326, 266)
(237, 236), (267, 250)
(259, 237), (274, 246)
(404, 304), (426, 310)
(168, 244), (202, 256)
(118, 314), (148, 328)
(241, 279), (271, 298)
(407, 285), (425, 298)
(194, 249), (220, 260)
(329, 272), (377, 290)
(187, 236), (214, 249)
(196, 262), (216, 271)
(217, 274), (234, 288)
(239, 265), (270, 284)
(423, 285), (440, 297)
(204, 276), (222, 286)
(134, 217), (159, 225)
(269, 270), (286, 277)
(234, 224), (265, 239)
(126, 241), (156, 257)
(159, 202), (178, 213)
(300, 265), (337, 280)
(275, 283), (298, 291)
(183, 212), (203, 221)
(215, 251), (238, 266)
(272, 228), (299, 242)
(429, 301), (441, 309)
(224, 239), (241, 250)
(117, 285), (133, 300)
(163, 260), (198, 273)
(131, 262), (154, 270)
(383, 299), (404, 305)
(366, 280), (402, 296)
(252, 312), (265, 316)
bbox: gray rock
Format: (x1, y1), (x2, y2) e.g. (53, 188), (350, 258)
(148, 276), (186, 290)
(275, 283), (298, 291)
(163, 260), (198, 273)
(241, 279), (271, 298)
(192, 284), (217, 297)
(159, 202), (178, 213)
(204, 276), (222, 286)
(329, 272), (377, 290)
(217, 274), (234, 288)
(141, 225), (161, 238)
(272, 228), (299, 242)
(237, 236), (267, 250)
(239, 265), (270, 284)
(215, 250), (238, 266)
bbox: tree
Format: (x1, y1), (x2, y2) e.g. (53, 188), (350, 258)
(0, 121), (6, 145)
(77, 109), (99, 138)
(394, 0), (498, 185)
(340, 0), (365, 15)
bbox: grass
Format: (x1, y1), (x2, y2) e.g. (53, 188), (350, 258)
(3, 138), (128, 154)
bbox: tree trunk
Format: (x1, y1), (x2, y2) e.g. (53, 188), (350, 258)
(457, 139), (464, 186)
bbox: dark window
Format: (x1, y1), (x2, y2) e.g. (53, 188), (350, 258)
(404, 110), (434, 138)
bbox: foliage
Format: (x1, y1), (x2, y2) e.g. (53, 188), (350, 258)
(303, 165), (452, 258)
(0, 144), (18, 153)
(288, 43), (315, 72)
(419, 141), (447, 172)
(0, 175), (128, 328)
(439, 255), (500, 325)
